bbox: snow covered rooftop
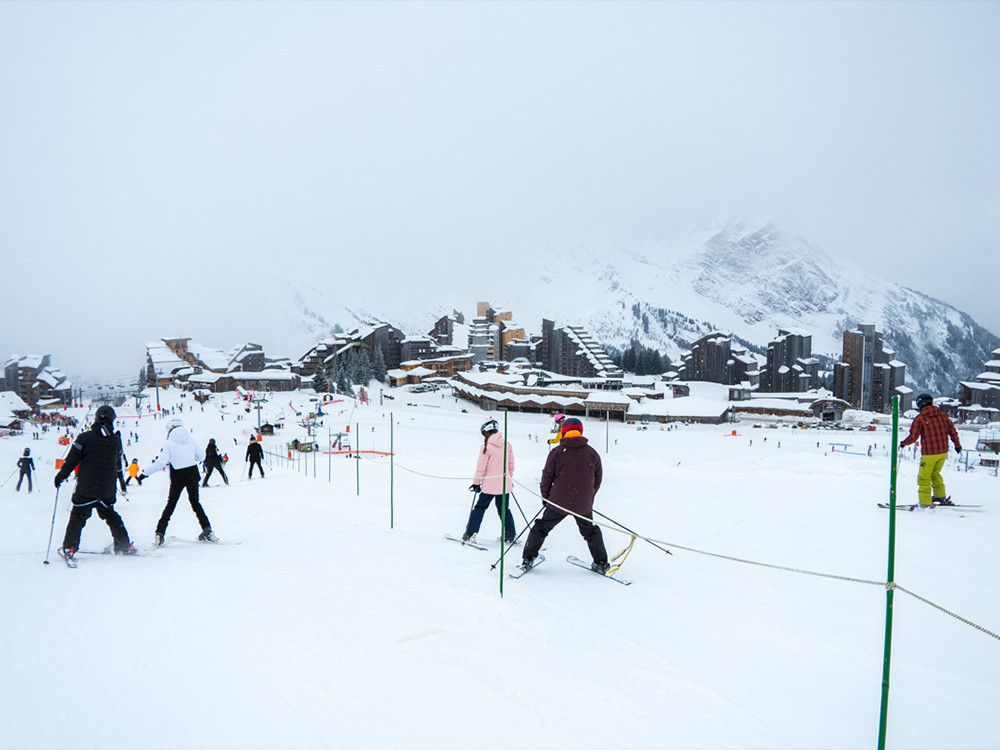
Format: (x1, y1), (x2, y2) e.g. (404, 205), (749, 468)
(0, 391), (30, 415)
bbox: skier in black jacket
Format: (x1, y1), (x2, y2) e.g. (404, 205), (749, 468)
(16, 448), (34, 492)
(246, 436), (265, 479)
(202, 438), (229, 486)
(54, 405), (134, 560)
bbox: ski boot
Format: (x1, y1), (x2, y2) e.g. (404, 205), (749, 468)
(198, 528), (219, 543)
(934, 496), (955, 506)
(591, 561), (611, 575)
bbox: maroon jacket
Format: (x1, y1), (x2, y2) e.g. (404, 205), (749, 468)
(901, 404), (962, 456)
(540, 436), (603, 516)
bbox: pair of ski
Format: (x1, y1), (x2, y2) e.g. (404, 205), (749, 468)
(445, 534), (518, 551)
(877, 502), (982, 512)
(509, 555), (633, 585)
(446, 535), (632, 584)
(56, 535), (225, 568)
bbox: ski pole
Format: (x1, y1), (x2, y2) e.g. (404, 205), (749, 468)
(490, 506), (543, 570)
(0, 468), (18, 487)
(593, 509), (673, 556)
(43, 487), (61, 565)
(509, 490), (531, 526)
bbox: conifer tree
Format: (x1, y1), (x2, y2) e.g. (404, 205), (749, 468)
(373, 346), (388, 382)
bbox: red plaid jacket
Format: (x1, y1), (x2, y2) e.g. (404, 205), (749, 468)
(901, 405), (961, 455)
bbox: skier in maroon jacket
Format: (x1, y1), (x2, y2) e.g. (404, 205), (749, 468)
(520, 417), (610, 575)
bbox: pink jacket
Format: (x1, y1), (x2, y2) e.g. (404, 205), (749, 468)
(473, 432), (515, 495)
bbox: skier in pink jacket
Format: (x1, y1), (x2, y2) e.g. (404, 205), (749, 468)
(461, 419), (516, 544)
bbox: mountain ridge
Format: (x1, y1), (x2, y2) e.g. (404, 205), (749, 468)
(277, 222), (998, 396)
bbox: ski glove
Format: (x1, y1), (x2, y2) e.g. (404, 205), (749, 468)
(469, 484), (482, 493)
(54, 476), (62, 488)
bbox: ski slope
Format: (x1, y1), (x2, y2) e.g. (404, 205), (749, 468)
(1, 385), (998, 749)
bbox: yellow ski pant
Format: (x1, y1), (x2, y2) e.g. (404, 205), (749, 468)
(917, 453), (948, 506)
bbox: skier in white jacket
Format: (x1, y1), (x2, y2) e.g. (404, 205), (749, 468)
(140, 418), (217, 546)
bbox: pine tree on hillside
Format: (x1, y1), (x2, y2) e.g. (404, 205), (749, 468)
(373, 346), (388, 382)
(312, 369), (328, 393)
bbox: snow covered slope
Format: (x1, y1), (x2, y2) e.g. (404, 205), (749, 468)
(2, 387), (998, 748)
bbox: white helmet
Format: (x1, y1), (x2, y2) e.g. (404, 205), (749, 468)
(480, 419), (499, 436)
(166, 417), (184, 434)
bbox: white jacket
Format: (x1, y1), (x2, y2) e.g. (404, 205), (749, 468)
(144, 426), (205, 474)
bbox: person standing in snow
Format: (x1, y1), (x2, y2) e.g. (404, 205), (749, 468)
(520, 417), (610, 575)
(461, 419), (516, 544)
(125, 458), (142, 486)
(546, 413), (566, 447)
(202, 438), (229, 486)
(54, 405), (134, 560)
(246, 436), (265, 479)
(900, 393), (962, 507)
(16, 448), (34, 492)
(139, 418), (217, 546)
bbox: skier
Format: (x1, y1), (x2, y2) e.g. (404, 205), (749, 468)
(520, 417), (610, 575)
(900, 393), (962, 507)
(139, 418), (217, 546)
(246, 435), (265, 479)
(202, 438), (229, 486)
(461, 419), (516, 544)
(124, 458), (142, 486)
(546, 413), (566, 447)
(54, 405), (134, 560)
(16, 448), (34, 492)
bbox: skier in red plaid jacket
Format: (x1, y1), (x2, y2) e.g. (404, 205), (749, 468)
(900, 393), (962, 507)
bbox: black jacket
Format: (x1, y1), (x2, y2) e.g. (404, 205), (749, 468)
(55, 421), (125, 501)
(246, 442), (264, 462)
(206, 441), (222, 463)
(17, 457), (34, 473)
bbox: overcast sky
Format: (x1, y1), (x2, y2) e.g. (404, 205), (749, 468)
(2, 1), (998, 380)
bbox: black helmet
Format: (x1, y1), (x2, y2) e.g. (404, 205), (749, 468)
(916, 393), (934, 410)
(23, 448), (30, 455)
(95, 405), (116, 423)
(480, 419), (499, 436)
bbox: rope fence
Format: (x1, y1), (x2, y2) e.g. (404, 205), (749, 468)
(333, 450), (1000, 641)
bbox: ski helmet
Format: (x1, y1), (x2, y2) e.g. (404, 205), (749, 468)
(166, 417), (184, 433)
(480, 419), (499, 436)
(23, 448), (30, 455)
(916, 393), (934, 410)
(553, 413), (566, 423)
(95, 404), (116, 423)
(560, 417), (584, 437)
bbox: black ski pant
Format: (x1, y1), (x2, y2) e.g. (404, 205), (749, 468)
(63, 496), (131, 552)
(522, 506), (608, 566)
(156, 465), (211, 536)
(203, 459), (228, 486)
(248, 458), (264, 478)
(16, 470), (32, 492)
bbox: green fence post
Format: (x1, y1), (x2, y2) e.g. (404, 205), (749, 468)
(878, 395), (900, 749)
(500, 410), (508, 597)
